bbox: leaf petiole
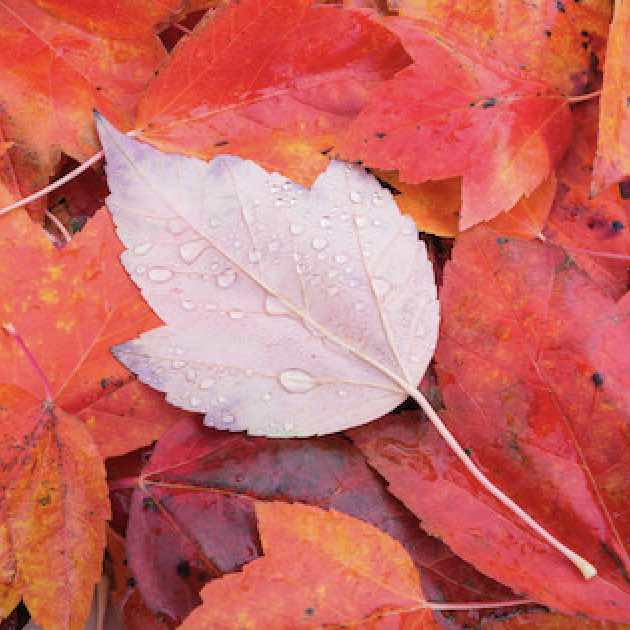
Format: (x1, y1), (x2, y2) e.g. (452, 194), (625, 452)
(407, 386), (597, 580)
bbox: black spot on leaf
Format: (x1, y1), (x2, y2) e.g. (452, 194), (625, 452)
(591, 372), (604, 387)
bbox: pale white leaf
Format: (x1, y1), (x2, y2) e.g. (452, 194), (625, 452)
(97, 114), (438, 436)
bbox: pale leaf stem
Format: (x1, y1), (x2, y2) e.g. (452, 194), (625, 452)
(44, 209), (72, 244)
(0, 149), (104, 215)
(407, 387), (597, 580)
(566, 90), (601, 104)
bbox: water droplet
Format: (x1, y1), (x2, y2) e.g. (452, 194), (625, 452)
(179, 240), (208, 264)
(340, 213), (350, 222)
(175, 347), (184, 355)
(190, 396), (201, 408)
(372, 192), (383, 205)
(290, 223), (304, 236)
(296, 262), (307, 275)
(171, 360), (186, 369)
(402, 218), (416, 235)
(209, 218), (221, 228)
(354, 215), (367, 228)
(350, 191), (362, 204)
(181, 299), (195, 311)
(234, 240), (242, 249)
(410, 355), (421, 363)
(245, 368), (253, 376)
(311, 237), (328, 251)
(372, 219), (382, 227)
(270, 182), (281, 193)
(221, 412), (235, 425)
(274, 198), (283, 207)
(228, 310), (244, 319)
(327, 270), (340, 279)
(167, 219), (187, 234)
(148, 268), (173, 283)
(185, 368), (197, 383)
(199, 378), (214, 390)
(248, 249), (262, 263)
(283, 422), (294, 432)
(216, 270), (237, 288)
(135, 266), (146, 274)
(335, 254), (347, 264)
(373, 278), (391, 297)
(265, 295), (291, 316)
(262, 392), (272, 402)
(317, 252), (327, 260)
(268, 239), (281, 252)
(134, 242), (153, 256)
(348, 278), (360, 288)
(282, 182), (291, 191)
(320, 218), (332, 228)
(337, 389), (347, 397)
(355, 301), (365, 312)
(278, 369), (317, 394)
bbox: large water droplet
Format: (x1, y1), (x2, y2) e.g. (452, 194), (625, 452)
(171, 360), (186, 369)
(181, 299), (195, 311)
(289, 223), (304, 236)
(354, 215), (367, 228)
(311, 237), (328, 251)
(265, 295), (291, 316)
(320, 218), (332, 229)
(148, 268), (173, 283)
(350, 191), (362, 204)
(199, 378), (214, 390)
(179, 240), (208, 264)
(228, 309), (244, 320)
(278, 369), (317, 394)
(335, 254), (347, 264)
(190, 396), (201, 408)
(248, 249), (262, 263)
(262, 392), (272, 402)
(134, 242), (153, 256)
(216, 270), (236, 288)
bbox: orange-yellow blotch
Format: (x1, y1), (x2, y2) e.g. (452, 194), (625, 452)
(55, 318), (76, 333)
(45, 265), (64, 281)
(38, 288), (59, 304)
(84, 416), (97, 428)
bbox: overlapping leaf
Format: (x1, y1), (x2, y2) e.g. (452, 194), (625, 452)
(545, 102), (630, 299)
(98, 116), (439, 437)
(393, 0), (611, 94)
(180, 502), (438, 629)
(0, 0), (178, 210)
(593, 0), (630, 194)
(340, 17), (573, 228)
(351, 229), (630, 620)
(135, 0), (410, 184)
(0, 208), (191, 627)
(124, 417), (514, 624)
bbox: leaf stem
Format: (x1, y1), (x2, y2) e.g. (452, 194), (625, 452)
(2, 323), (53, 402)
(44, 209), (72, 245)
(424, 598), (533, 611)
(0, 149), (104, 215)
(566, 90), (601, 104)
(407, 387), (597, 580)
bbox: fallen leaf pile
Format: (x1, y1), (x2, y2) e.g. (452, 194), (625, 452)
(0, 0), (629, 629)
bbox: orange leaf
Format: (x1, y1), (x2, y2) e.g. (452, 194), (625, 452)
(0, 0), (178, 204)
(592, 0), (630, 194)
(485, 611), (630, 629)
(0, 208), (182, 457)
(340, 17), (573, 229)
(136, 0), (410, 184)
(379, 172), (556, 238)
(393, 0), (611, 95)
(179, 502), (437, 629)
(0, 404), (109, 630)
